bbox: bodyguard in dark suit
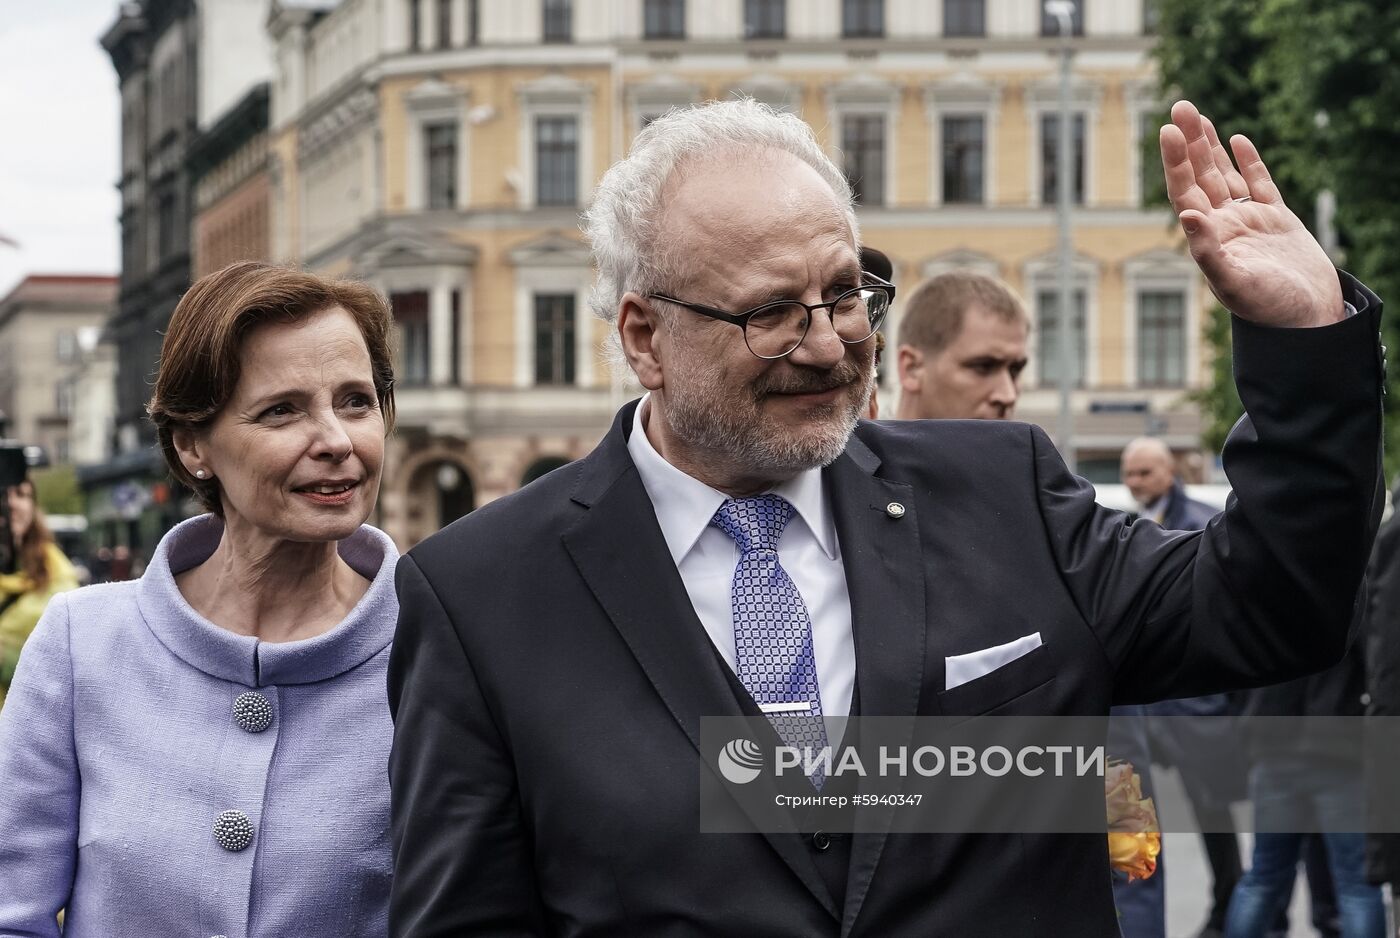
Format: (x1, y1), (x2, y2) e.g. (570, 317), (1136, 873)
(387, 98), (1385, 937)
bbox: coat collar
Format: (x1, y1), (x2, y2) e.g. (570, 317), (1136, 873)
(137, 514), (399, 687)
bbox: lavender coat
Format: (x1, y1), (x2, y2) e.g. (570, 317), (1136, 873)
(0, 515), (399, 937)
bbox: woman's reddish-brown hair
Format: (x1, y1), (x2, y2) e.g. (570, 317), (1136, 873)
(11, 480), (55, 591)
(147, 261), (396, 516)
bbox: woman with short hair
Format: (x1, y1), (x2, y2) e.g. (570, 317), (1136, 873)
(0, 261), (400, 936)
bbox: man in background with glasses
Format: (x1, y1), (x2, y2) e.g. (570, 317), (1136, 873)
(387, 98), (1384, 936)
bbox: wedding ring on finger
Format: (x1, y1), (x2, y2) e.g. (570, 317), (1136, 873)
(1232, 195), (1253, 203)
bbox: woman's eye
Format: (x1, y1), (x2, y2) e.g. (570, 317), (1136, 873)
(345, 393), (375, 410)
(260, 404), (294, 420)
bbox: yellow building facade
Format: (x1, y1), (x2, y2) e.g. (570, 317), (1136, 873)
(267, 0), (1203, 548)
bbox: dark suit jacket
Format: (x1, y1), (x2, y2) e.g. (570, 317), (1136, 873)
(1160, 479), (1218, 531)
(387, 274), (1383, 937)
(1144, 479), (1244, 806)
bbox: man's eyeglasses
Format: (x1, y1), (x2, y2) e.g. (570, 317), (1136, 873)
(646, 274), (896, 360)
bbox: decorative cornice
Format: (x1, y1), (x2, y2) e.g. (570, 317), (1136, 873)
(923, 71), (1001, 111)
(827, 72), (900, 107)
(626, 73), (702, 110)
(267, 0), (336, 40)
(1122, 247), (1194, 274)
(299, 86), (377, 165)
(101, 3), (149, 81)
(1026, 75), (1103, 109)
(404, 77), (466, 113)
(188, 83), (271, 179)
(920, 248), (1001, 277)
(727, 72), (802, 111)
(506, 230), (592, 268)
(516, 73), (594, 108)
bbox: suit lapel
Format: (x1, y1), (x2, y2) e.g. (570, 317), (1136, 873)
(825, 435), (929, 936)
(561, 401), (840, 920)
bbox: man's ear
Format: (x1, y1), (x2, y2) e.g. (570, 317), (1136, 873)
(618, 292), (667, 391)
(897, 344), (924, 395)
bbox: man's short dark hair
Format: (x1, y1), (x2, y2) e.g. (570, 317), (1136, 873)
(896, 270), (1029, 355)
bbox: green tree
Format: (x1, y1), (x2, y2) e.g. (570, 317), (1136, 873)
(1185, 304), (1243, 455)
(1153, 0), (1400, 474)
(29, 465), (83, 516)
(1295, 0), (1400, 477)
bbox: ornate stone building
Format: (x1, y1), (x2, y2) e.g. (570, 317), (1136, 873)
(91, 0), (275, 555)
(266, 0), (1199, 547)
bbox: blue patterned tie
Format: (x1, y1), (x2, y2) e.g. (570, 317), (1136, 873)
(712, 495), (830, 788)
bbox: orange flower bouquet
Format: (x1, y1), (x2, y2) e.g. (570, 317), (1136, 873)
(1105, 761), (1160, 882)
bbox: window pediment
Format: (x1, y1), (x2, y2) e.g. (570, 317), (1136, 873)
(517, 74), (593, 109)
(507, 231), (592, 267)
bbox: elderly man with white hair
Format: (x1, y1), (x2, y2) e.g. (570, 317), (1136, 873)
(1121, 436), (1217, 529)
(387, 98), (1384, 936)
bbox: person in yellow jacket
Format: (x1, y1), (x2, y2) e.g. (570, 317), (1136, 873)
(0, 479), (77, 708)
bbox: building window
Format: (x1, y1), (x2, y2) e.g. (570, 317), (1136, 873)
(842, 114), (886, 205)
(122, 223), (140, 275)
(536, 116), (578, 207)
(156, 191), (178, 259)
(543, 0), (572, 41)
(56, 330), (78, 363)
(534, 293), (576, 385)
(55, 381), (73, 417)
(451, 290), (462, 384)
(644, 0), (685, 38)
(437, 0), (452, 47)
(392, 291), (431, 386)
(1040, 112), (1086, 205)
(1040, 0), (1084, 36)
(425, 121), (458, 210)
(1142, 0), (1160, 34)
(941, 115), (985, 204)
(943, 0), (984, 36)
(1036, 289), (1087, 387)
(468, 0), (480, 43)
(409, 0), (421, 49)
(842, 0), (884, 37)
(744, 0), (785, 38)
(1138, 290), (1186, 387)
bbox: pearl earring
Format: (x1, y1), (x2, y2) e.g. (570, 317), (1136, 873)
(195, 469), (207, 479)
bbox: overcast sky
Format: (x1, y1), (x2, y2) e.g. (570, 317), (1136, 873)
(0, 0), (121, 296)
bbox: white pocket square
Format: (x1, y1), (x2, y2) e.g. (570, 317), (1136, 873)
(944, 632), (1043, 691)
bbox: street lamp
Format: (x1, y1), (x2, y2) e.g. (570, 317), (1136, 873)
(1046, 0), (1077, 472)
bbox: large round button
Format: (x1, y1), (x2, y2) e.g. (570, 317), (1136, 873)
(233, 692), (273, 733)
(213, 810), (254, 851)
(811, 830), (831, 851)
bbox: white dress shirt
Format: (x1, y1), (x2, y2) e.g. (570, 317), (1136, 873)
(1142, 494), (1167, 524)
(626, 395), (856, 723)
